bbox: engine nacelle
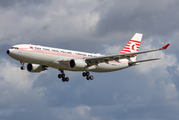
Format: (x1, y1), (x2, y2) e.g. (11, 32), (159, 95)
(27, 63), (46, 72)
(69, 59), (87, 69)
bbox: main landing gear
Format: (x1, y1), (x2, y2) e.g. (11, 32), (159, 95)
(58, 70), (69, 82)
(58, 70), (94, 82)
(82, 71), (94, 80)
(20, 61), (25, 70)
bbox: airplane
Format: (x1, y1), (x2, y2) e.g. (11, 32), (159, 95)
(6, 33), (170, 82)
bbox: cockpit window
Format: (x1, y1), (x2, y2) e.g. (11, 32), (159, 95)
(11, 47), (19, 49)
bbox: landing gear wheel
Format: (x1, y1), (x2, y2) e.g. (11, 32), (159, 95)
(89, 75), (94, 80)
(62, 78), (66, 82)
(86, 72), (90, 76)
(82, 72), (86, 77)
(86, 76), (90, 80)
(82, 72), (90, 77)
(65, 77), (69, 82)
(62, 73), (65, 78)
(20, 66), (25, 70)
(20, 61), (25, 70)
(62, 77), (69, 82)
(58, 74), (62, 79)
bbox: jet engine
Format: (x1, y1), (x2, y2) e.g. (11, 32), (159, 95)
(27, 63), (46, 72)
(69, 59), (87, 69)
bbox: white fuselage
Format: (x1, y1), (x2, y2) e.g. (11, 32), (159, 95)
(7, 44), (129, 72)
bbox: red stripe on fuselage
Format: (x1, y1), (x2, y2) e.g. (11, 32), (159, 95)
(14, 48), (87, 59)
(13, 48), (126, 64)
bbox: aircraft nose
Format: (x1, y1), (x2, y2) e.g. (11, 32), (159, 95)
(7, 50), (10, 54)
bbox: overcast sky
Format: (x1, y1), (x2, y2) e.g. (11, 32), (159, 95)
(0, 0), (179, 120)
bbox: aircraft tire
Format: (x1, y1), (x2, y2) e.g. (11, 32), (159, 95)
(86, 72), (90, 76)
(62, 78), (66, 82)
(89, 75), (94, 80)
(62, 73), (65, 78)
(20, 66), (25, 70)
(65, 77), (69, 82)
(58, 74), (62, 78)
(82, 72), (86, 77)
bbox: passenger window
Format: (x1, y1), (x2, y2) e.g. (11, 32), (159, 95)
(11, 47), (19, 49)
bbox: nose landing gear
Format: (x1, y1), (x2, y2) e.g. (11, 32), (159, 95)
(20, 61), (25, 70)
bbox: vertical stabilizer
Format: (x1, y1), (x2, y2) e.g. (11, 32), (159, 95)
(120, 33), (143, 61)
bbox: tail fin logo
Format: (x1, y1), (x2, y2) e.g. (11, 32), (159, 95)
(131, 44), (135, 51)
(120, 40), (140, 54)
(120, 33), (143, 60)
(130, 40), (140, 52)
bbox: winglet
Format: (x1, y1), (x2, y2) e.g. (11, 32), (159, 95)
(161, 44), (170, 49)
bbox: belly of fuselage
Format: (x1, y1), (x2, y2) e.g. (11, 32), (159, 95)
(10, 50), (129, 72)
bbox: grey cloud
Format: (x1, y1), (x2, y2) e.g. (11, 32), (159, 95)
(90, 104), (179, 120)
(0, 0), (49, 7)
(95, 0), (179, 38)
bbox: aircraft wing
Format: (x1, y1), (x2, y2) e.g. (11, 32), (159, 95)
(128, 58), (161, 66)
(85, 44), (170, 64)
